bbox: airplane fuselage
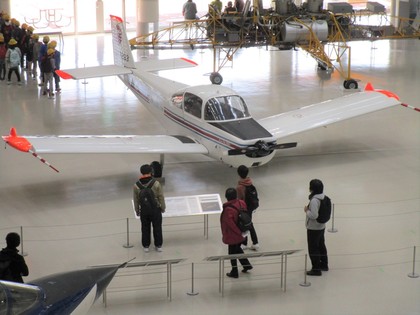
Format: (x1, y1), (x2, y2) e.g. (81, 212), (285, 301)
(122, 69), (277, 167)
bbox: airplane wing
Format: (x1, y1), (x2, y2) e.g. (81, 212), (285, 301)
(3, 130), (208, 155)
(258, 87), (401, 139)
(56, 65), (133, 80)
(134, 57), (198, 72)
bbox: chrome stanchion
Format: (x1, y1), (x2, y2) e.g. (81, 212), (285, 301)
(102, 288), (107, 307)
(20, 226), (28, 257)
(187, 262), (199, 296)
(408, 246), (419, 278)
(300, 254), (311, 287)
(328, 203), (338, 233)
(123, 218), (134, 248)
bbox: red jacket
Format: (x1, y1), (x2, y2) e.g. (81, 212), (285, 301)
(220, 199), (246, 245)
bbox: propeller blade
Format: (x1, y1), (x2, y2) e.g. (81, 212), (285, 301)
(271, 142), (298, 150)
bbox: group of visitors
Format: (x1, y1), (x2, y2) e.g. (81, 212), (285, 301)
(182, 0), (246, 20)
(0, 11), (61, 98)
(132, 162), (329, 279)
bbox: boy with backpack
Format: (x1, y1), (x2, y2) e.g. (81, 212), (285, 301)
(0, 232), (29, 283)
(41, 48), (55, 98)
(133, 164), (166, 252)
(5, 38), (22, 85)
(236, 165), (259, 250)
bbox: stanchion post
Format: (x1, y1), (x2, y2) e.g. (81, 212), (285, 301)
(187, 262), (199, 296)
(328, 203), (338, 233)
(299, 254), (311, 287)
(123, 218), (134, 248)
(408, 246), (419, 278)
(20, 226), (28, 257)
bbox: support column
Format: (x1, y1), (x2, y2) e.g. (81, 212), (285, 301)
(96, 0), (104, 33)
(0, 0), (11, 14)
(136, 0), (159, 37)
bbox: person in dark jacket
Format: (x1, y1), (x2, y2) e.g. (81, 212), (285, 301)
(0, 232), (29, 283)
(236, 165), (259, 250)
(221, 188), (253, 278)
(133, 164), (166, 252)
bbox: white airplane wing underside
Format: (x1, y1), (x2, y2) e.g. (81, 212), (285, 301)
(9, 134), (208, 154)
(134, 58), (198, 72)
(258, 91), (400, 139)
(56, 65), (133, 80)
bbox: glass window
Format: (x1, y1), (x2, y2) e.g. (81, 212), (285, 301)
(184, 92), (203, 119)
(204, 95), (250, 121)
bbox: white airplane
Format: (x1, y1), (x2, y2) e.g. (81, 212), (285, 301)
(2, 15), (402, 173)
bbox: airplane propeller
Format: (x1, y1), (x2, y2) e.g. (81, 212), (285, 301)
(228, 141), (297, 157)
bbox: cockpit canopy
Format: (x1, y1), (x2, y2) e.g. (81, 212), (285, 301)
(171, 91), (251, 121)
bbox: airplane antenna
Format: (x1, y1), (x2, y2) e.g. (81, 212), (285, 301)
(29, 149), (60, 173)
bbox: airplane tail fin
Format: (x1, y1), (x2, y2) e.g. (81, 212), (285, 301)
(110, 15), (135, 69)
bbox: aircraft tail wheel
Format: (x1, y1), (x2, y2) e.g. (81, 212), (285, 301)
(151, 161), (162, 178)
(210, 72), (223, 85)
(343, 79), (358, 90)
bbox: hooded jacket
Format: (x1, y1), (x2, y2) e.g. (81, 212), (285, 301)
(220, 199), (246, 245)
(306, 193), (326, 230)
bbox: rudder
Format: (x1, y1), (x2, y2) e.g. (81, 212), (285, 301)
(110, 15), (135, 69)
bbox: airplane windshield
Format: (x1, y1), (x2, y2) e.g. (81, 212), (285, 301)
(204, 95), (250, 121)
(0, 281), (42, 314)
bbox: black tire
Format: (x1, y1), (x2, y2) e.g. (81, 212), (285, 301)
(150, 161), (162, 178)
(210, 72), (223, 85)
(343, 79), (358, 89)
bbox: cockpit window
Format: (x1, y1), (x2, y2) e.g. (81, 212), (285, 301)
(184, 92), (203, 119)
(204, 95), (250, 121)
(0, 281), (42, 314)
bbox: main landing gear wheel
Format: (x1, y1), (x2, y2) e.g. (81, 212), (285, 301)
(343, 79), (358, 90)
(210, 72), (223, 85)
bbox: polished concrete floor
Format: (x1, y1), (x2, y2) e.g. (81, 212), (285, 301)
(0, 34), (419, 314)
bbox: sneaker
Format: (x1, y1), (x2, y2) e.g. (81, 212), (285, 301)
(56, 88), (61, 93)
(320, 266), (329, 271)
(250, 244), (259, 251)
(155, 246), (163, 252)
(226, 271), (238, 278)
(143, 247), (150, 253)
(240, 244), (248, 251)
(242, 266), (253, 273)
(306, 269), (322, 276)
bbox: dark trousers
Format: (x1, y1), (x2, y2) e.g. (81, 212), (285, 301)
(0, 61), (5, 80)
(140, 211), (163, 248)
(242, 210), (258, 246)
(307, 229), (328, 270)
(228, 243), (252, 275)
(7, 67), (21, 82)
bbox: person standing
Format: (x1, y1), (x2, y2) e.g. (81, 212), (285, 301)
(304, 179), (329, 276)
(183, 0), (198, 20)
(133, 164), (166, 252)
(0, 232), (29, 283)
(40, 48), (55, 98)
(5, 38), (22, 85)
(236, 165), (259, 250)
(234, 0), (245, 12)
(0, 34), (6, 81)
(221, 188), (253, 278)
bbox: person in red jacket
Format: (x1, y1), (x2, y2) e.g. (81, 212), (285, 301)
(220, 188), (253, 278)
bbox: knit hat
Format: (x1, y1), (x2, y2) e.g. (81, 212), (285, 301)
(32, 34), (39, 40)
(27, 26), (34, 32)
(6, 232), (20, 248)
(43, 35), (50, 43)
(8, 38), (17, 45)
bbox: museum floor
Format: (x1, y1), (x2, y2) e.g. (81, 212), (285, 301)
(0, 33), (419, 315)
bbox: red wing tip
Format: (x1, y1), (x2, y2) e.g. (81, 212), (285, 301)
(110, 15), (123, 23)
(3, 127), (32, 152)
(56, 70), (74, 80)
(181, 57), (198, 66)
(364, 82), (374, 91)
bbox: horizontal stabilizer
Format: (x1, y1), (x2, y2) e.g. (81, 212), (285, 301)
(56, 65), (133, 80)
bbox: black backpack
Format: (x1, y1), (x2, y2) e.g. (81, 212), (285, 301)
(244, 184), (259, 211)
(136, 179), (159, 215)
(316, 195), (332, 223)
(228, 204), (253, 232)
(0, 251), (13, 281)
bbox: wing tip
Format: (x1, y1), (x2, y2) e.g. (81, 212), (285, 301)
(364, 82), (400, 101)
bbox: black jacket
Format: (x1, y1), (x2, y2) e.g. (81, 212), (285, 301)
(0, 247), (29, 283)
